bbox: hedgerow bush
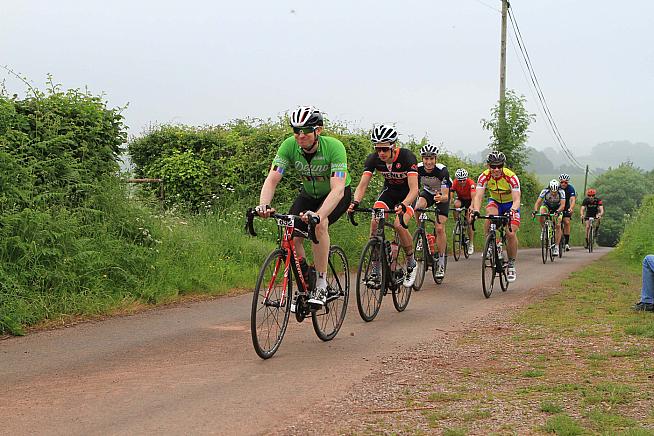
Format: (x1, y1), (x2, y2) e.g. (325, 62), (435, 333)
(0, 79), (158, 334)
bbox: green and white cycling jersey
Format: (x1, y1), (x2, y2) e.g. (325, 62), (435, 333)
(271, 135), (351, 199)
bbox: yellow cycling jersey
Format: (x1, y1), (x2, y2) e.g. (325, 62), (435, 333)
(476, 167), (521, 203)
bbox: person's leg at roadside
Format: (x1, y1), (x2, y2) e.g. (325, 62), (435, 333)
(634, 255), (654, 311)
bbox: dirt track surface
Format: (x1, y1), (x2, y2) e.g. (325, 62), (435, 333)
(1, 247), (608, 435)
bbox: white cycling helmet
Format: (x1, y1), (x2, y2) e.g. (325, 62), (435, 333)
(370, 124), (398, 144)
(419, 143), (439, 157)
(559, 173), (570, 182)
(455, 168), (468, 181)
(549, 179), (560, 191)
(290, 106), (324, 127)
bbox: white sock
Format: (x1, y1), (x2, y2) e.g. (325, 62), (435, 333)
(316, 271), (327, 289)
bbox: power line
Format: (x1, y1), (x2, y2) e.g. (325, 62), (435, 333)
(506, 5), (589, 173)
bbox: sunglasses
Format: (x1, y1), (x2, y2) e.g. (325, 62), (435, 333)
(489, 164), (503, 169)
(560, 181), (569, 184)
(293, 126), (317, 135)
(375, 147), (392, 153)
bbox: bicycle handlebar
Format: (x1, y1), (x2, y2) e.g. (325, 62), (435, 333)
(245, 208), (320, 244)
(348, 207), (409, 229)
(470, 213), (511, 233)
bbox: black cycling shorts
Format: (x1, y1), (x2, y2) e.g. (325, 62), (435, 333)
(417, 190), (449, 217)
(375, 187), (409, 211)
(289, 186), (352, 235)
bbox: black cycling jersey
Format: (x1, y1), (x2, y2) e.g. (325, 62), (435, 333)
(417, 163), (451, 195)
(363, 148), (418, 192)
(582, 197), (603, 217)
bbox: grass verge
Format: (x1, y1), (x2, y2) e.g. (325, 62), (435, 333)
(320, 253), (654, 435)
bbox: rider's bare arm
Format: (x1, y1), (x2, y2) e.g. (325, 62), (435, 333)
(258, 169), (283, 216)
(316, 175), (346, 220)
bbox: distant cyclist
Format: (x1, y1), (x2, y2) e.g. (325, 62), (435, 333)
(471, 151), (521, 282)
(558, 173), (577, 251)
(413, 144), (451, 279)
(348, 125), (419, 288)
(532, 179), (566, 256)
(580, 188), (604, 248)
(256, 106), (351, 306)
(451, 168), (476, 255)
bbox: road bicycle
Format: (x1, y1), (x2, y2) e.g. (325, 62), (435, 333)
(412, 207), (447, 289)
(246, 208), (350, 359)
(533, 212), (558, 264)
(471, 213), (511, 299)
(349, 206), (412, 322)
(451, 206), (471, 261)
(585, 216), (600, 253)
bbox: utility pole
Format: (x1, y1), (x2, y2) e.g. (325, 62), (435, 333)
(583, 164), (589, 195)
(499, 0), (508, 105)
(498, 0), (509, 143)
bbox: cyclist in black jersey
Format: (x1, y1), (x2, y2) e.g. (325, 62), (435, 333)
(580, 188), (604, 248)
(256, 106), (351, 306)
(558, 173), (577, 251)
(413, 143), (451, 279)
(348, 124), (419, 287)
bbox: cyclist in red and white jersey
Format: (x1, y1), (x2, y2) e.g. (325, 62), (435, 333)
(451, 168), (476, 255)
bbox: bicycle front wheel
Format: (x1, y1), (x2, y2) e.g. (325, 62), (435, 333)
(392, 244), (412, 312)
(588, 226), (594, 253)
(482, 236), (496, 298)
(453, 220), (463, 261)
(540, 226), (548, 264)
(251, 249), (291, 359)
(356, 239), (385, 322)
(312, 245), (350, 341)
(412, 230), (427, 291)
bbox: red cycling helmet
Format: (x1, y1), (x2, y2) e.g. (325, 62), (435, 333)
(587, 188), (596, 196)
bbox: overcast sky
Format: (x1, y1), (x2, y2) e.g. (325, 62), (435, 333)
(3, 0), (653, 160)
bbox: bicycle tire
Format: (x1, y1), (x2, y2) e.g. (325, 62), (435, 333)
(453, 220), (462, 261)
(356, 239), (385, 322)
(482, 235), (495, 298)
(549, 223), (556, 262)
(391, 243), (412, 312)
(412, 230), (427, 291)
(251, 248), (291, 359)
(588, 226), (594, 253)
(312, 245), (350, 341)
(540, 226), (548, 264)
(463, 222), (471, 259)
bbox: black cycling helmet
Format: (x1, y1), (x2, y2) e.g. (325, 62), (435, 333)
(487, 151), (506, 165)
(290, 106), (324, 127)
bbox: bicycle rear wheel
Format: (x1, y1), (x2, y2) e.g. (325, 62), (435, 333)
(412, 230), (427, 291)
(482, 236), (496, 298)
(251, 249), (291, 359)
(312, 245), (350, 341)
(452, 220), (463, 261)
(499, 248), (509, 292)
(463, 223), (471, 259)
(356, 239), (385, 322)
(392, 244), (412, 312)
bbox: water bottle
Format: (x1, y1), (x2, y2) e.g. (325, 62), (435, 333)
(390, 241), (399, 271)
(426, 233), (436, 255)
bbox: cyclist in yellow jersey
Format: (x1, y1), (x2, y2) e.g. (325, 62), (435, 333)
(471, 151), (521, 282)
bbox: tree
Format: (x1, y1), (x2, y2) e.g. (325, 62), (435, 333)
(593, 162), (651, 246)
(481, 90), (536, 173)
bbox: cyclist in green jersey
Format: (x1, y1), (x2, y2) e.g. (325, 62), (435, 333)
(256, 106), (351, 306)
